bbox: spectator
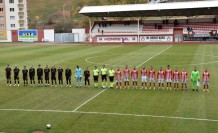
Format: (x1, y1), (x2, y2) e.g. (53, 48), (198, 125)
(213, 17), (216, 24)
(186, 19), (189, 24)
(98, 28), (100, 33)
(174, 19), (179, 27)
(166, 19), (169, 25)
(155, 23), (157, 29)
(163, 20), (165, 25)
(101, 30), (104, 35)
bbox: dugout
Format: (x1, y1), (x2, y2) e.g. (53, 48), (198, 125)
(79, 0), (218, 43)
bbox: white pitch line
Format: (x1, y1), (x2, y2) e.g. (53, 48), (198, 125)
(0, 108), (217, 122)
(136, 45), (172, 67)
(74, 111), (218, 122)
(72, 89), (106, 112)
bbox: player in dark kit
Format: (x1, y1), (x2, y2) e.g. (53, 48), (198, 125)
(5, 64), (12, 86)
(51, 65), (57, 87)
(65, 65), (72, 87)
(44, 65), (50, 87)
(22, 66), (28, 86)
(13, 65), (20, 86)
(84, 67), (90, 88)
(29, 65), (35, 86)
(58, 66), (63, 87)
(37, 64), (43, 86)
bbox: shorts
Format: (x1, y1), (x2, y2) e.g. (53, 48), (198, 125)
(166, 79), (172, 83)
(174, 80), (179, 83)
(101, 75), (107, 81)
(23, 76), (28, 81)
(132, 78), (138, 82)
(150, 78), (155, 83)
(6, 75), (11, 80)
(182, 80), (187, 84)
(203, 81), (209, 85)
(76, 76), (82, 81)
(29, 76), (34, 80)
(93, 76), (98, 81)
(14, 76), (19, 80)
(66, 77), (71, 80)
(51, 76), (56, 80)
(109, 76), (114, 82)
(158, 79), (164, 83)
(141, 76), (147, 82)
(124, 78), (129, 81)
(45, 76), (49, 80)
(116, 79), (122, 83)
(38, 76), (42, 80)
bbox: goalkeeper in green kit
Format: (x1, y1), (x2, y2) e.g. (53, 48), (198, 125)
(191, 67), (200, 92)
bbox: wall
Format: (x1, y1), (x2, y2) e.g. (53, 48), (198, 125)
(0, 31), (12, 42)
(72, 28), (85, 42)
(44, 29), (54, 42)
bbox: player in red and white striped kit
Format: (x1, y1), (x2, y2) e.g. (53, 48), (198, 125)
(202, 68), (210, 92)
(131, 66), (138, 89)
(165, 65), (173, 90)
(115, 68), (122, 89)
(181, 69), (188, 90)
(157, 67), (165, 90)
(149, 66), (156, 90)
(123, 65), (130, 89)
(173, 69), (180, 90)
(141, 65), (148, 89)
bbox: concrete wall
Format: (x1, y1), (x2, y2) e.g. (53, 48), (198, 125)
(72, 28), (85, 42)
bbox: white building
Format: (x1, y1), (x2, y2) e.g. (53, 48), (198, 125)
(0, 0), (28, 31)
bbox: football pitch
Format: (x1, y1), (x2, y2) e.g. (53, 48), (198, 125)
(0, 44), (218, 133)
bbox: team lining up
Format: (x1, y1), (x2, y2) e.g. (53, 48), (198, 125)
(5, 64), (210, 92)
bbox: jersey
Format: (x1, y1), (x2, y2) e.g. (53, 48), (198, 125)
(51, 68), (56, 77)
(131, 69), (138, 79)
(65, 69), (72, 77)
(44, 68), (50, 76)
(84, 70), (90, 78)
(22, 69), (28, 77)
(109, 70), (115, 77)
(165, 69), (173, 79)
(5, 67), (11, 76)
(93, 69), (99, 76)
(157, 70), (164, 80)
(202, 72), (210, 82)
(173, 71), (180, 81)
(29, 68), (35, 77)
(101, 68), (107, 75)
(149, 69), (156, 79)
(115, 71), (122, 80)
(37, 68), (43, 77)
(58, 68), (63, 78)
(181, 71), (188, 81)
(75, 68), (82, 78)
(141, 69), (147, 77)
(191, 71), (200, 81)
(14, 68), (20, 77)
(123, 68), (130, 78)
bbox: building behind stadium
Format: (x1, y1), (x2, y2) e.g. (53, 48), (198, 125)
(0, 0), (28, 31)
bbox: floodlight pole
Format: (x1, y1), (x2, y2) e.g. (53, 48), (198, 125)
(137, 18), (140, 43)
(89, 18), (92, 42)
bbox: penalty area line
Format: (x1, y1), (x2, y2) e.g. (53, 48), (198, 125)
(0, 108), (217, 122)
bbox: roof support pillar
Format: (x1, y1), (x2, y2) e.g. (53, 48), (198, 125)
(89, 18), (92, 42)
(137, 18), (140, 43)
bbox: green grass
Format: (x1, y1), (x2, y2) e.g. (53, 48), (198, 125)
(0, 44), (218, 133)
